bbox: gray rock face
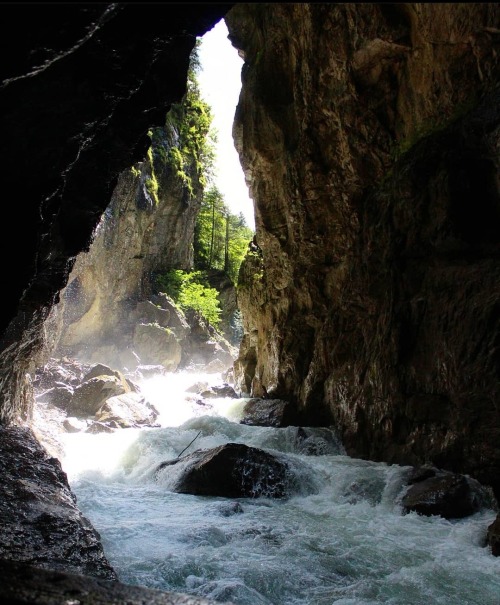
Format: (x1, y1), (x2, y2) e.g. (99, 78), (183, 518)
(0, 3), (230, 425)
(226, 3), (500, 496)
(0, 426), (116, 579)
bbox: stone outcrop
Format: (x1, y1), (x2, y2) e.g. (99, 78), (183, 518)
(226, 3), (500, 495)
(154, 442), (316, 498)
(0, 426), (116, 579)
(240, 397), (295, 427)
(45, 130), (238, 373)
(34, 358), (159, 436)
(401, 466), (496, 519)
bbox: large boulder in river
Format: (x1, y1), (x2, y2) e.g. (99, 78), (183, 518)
(95, 392), (159, 428)
(132, 323), (182, 370)
(240, 398), (295, 427)
(82, 363), (137, 392)
(401, 466), (495, 519)
(154, 442), (308, 499)
(69, 375), (129, 417)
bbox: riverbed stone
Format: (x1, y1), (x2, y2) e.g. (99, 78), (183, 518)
(155, 442), (294, 498)
(95, 392), (159, 427)
(401, 469), (492, 519)
(0, 559), (222, 605)
(0, 426), (116, 579)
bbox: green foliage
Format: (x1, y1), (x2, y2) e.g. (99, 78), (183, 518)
(145, 173), (159, 206)
(130, 165), (141, 179)
(155, 269), (222, 327)
(158, 44), (216, 197)
(194, 185), (254, 284)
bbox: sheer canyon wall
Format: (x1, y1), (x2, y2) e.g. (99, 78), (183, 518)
(226, 3), (500, 494)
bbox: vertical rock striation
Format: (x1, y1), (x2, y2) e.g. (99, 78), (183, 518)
(227, 3), (500, 494)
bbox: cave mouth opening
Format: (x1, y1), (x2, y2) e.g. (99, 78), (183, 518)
(29, 12), (262, 506)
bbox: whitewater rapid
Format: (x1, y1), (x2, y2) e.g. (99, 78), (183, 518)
(55, 371), (500, 605)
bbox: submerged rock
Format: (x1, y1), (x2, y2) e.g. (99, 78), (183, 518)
(155, 442), (307, 499)
(200, 383), (238, 399)
(486, 514), (500, 556)
(0, 559), (218, 605)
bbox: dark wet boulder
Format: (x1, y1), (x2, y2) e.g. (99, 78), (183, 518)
(155, 442), (300, 499)
(240, 398), (295, 427)
(0, 426), (116, 579)
(486, 514), (500, 556)
(295, 426), (344, 455)
(402, 467), (495, 519)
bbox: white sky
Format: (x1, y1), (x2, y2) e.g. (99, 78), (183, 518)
(197, 19), (255, 230)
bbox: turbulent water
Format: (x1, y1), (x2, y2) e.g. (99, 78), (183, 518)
(55, 371), (500, 605)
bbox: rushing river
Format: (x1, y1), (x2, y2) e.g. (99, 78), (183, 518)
(56, 371), (500, 605)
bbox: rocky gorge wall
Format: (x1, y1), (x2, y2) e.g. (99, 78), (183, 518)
(227, 3), (500, 495)
(46, 124), (237, 373)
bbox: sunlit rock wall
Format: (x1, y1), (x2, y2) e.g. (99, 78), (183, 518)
(227, 3), (500, 494)
(47, 125), (204, 369)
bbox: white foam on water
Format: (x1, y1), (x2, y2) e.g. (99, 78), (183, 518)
(55, 370), (500, 605)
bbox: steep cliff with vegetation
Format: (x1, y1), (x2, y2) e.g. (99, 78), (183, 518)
(227, 3), (500, 494)
(48, 46), (252, 371)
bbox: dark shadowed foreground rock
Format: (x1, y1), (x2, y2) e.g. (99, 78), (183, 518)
(402, 466), (496, 519)
(0, 426), (116, 579)
(0, 559), (227, 605)
(486, 514), (500, 556)
(155, 442), (313, 498)
(240, 398), (295, 427)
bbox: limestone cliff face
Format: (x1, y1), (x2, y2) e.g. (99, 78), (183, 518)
(48, 124), (203, 370)
(227, 4), (500, 493)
